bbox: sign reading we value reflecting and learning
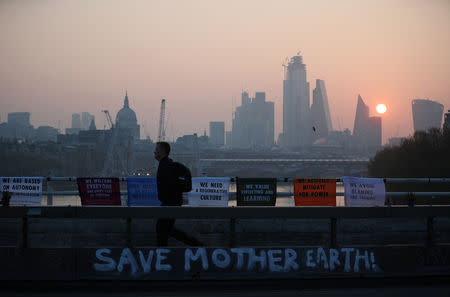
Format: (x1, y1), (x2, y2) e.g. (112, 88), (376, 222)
(294, 178), (336, 206)
(236, 178), (277, 206)
(188, 177), (230, 206)
(77, 177), (121, 206)
(0, 177), (43, 206)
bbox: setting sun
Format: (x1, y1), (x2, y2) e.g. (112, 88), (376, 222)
(376, 104), (387, 114)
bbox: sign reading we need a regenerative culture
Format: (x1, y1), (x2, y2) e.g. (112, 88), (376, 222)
(343, 177), (386, 206)
(294, 178), (336, 206)
(0, 177), (43, 206)
(188, 177), (230, 206)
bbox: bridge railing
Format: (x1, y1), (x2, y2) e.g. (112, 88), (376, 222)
(1, 205), (450, 249)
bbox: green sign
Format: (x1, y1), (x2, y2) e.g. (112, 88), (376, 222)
(236, 178), (277, 206)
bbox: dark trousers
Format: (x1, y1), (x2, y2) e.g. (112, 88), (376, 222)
(156, 218), (203, 247)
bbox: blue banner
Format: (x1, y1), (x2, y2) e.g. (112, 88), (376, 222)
(126, 177), (160, 206)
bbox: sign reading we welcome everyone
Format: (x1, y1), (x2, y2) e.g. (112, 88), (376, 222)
(236, 178), (277, 206)
(188, 177), (230, 206)
(0, 177), (43, 206)
(294, 178), (336, 206)
(77, 177), (121, 206)
(343, 177), (386, 206)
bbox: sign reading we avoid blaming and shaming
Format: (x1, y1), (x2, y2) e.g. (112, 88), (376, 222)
(294, 178), (336, 206)
(343, 177), (386, 206)
(0, 177), (43, 206)
(188, 177), (230, 206)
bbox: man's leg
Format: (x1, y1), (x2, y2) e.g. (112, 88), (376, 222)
(156, 218), (174, 246)
(170, 219), (204, 246)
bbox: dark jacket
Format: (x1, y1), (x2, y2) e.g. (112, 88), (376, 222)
(156, 156), (182, 206)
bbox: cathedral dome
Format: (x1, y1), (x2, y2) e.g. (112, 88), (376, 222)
(115, 92), (137, 129)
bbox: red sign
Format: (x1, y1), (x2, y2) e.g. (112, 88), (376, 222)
(294, 178), (336, 206)
(77, 178), (121, 206)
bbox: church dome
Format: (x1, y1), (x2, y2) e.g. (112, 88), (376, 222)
(115, 91), (137, 129)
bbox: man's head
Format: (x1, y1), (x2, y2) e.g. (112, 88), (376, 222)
(154, 141), (170, 161)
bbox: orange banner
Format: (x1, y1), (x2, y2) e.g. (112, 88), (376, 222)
(294, 178), (336, 206)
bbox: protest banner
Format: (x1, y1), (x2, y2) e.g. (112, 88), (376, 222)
(127, 177), (160, 206)
(77, 177), (121, 206)
(0, 177), (43, 206)
(188, 177), (230, 206)
(294, 178), (336, 206)
(236, 178), (277, 206)
(342, 177), (386, 206)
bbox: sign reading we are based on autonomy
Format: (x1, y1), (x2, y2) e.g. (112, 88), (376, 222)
(0, 177), (43, 206)
(294, 178), (336, 206)
(188, 177), (230, 206)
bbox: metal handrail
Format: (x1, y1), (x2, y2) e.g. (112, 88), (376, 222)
(43, 177), (450, 183)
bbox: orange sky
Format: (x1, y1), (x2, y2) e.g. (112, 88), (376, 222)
(0, 0), (449, 143)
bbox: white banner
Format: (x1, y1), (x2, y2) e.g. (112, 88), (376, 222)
(0, 177), (43, 206)
(343, 177), (386, 206)
(188, 177), (230, 206)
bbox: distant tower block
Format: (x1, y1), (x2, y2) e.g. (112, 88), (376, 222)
(311, 79), (333, 140)
(283, 53), (311, 148)
(209, 121), (225, 146)
(412, 99), (444, 132)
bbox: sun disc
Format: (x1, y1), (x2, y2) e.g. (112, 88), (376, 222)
(376, 104), (387, 114)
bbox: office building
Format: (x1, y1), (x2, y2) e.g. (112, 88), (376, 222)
(71, 114), (82, 129)
(283, 54), (311, 148)
(232, 91), (274, 149)
(81, 112), (95, 130)
(412, 99), (444, 132)
(311, 79), (333, 141)
(225, 131), (232, 147)
(209, 121), (225, 146)
(6, 112), (34, 140)
(352, 95), (381, 151)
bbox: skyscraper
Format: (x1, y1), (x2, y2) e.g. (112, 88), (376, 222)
(283, 54), (311, 148)
(353, 95), (369, 139)
(311, 79), (333, 140)
(412, 99), (444, 132)
(352, 95), (381, 151)
(81, 112), (94, 130)
(71, 114), (82, 129)
(209, 121), (225, 146)
(232, 91), (274, 149)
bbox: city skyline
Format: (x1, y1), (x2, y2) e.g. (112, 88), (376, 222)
(1, 0), (449, 143)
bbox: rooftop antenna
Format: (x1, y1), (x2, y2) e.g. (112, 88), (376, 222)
(337, 116), (342, 131)
(157, 99), (166, 142)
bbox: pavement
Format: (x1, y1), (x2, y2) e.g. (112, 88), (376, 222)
(1, 277), (450, 297)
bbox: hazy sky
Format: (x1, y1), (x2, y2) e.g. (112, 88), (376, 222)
(1, 0), (449, 143)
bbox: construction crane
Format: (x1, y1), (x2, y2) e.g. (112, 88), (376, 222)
(158, 99), (166, 142)
(102, 110), (114, 129)
(101, 109), (129, 176)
